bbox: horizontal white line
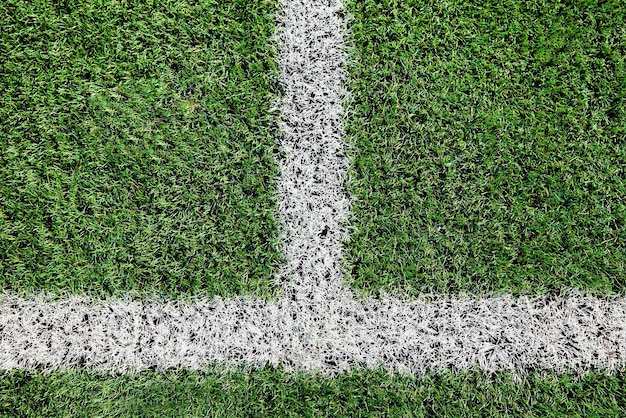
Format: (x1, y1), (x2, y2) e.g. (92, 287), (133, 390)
(1, 294), (624, 373)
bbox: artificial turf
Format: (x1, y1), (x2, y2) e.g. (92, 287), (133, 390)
(1, 367), (624, 417)
(344, 0), (626, 296)
(0, 0), (282, 298)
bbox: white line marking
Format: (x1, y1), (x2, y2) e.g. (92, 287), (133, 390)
(274, 0), (351, 300)
(1, 294), (624, 373)
(1, 0), (624, 374)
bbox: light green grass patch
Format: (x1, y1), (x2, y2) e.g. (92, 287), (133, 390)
(0, 0), (282, 299)
(345, 0), (626, 296)
(1, 368), (625, 417)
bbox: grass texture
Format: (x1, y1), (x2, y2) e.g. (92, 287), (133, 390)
(345, 0), (626, 295)
(0, 0), (282, 298)
(1, 368), (624, 417)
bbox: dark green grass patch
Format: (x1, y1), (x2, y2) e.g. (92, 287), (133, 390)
(1, 367), (625, 417)
(0, 0), (282, 298)
(345, 0), (626, 295)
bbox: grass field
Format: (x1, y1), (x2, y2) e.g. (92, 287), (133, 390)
(2, 368), (625, 417)
(1, 0), (625, 416)
(0, 0), (282, 298)
(344, 0), (626, 296)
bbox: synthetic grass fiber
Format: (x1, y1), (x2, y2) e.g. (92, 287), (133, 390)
(0, 0), (282, 298)
(344, 0), (626, 295)
(1, 368), (625, 417)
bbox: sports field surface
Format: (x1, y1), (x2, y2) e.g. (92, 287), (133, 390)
(0, 0), (282, 298)
(345, 0), (626, 296)
(3, 369), (625, 416)
(1, 0), (625, 416)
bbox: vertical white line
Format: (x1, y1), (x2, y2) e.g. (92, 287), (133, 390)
(274, 0), (352, 301)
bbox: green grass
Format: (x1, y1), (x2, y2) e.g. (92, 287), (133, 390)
(1, 367), (624, 417)
(0, 0), (282, 298)
(344, 0), (626, 296)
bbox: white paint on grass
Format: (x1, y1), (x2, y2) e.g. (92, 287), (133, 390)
(1, 0), (625, 374)
(1, 294), (624, 373)
(273, 0), (351, 301)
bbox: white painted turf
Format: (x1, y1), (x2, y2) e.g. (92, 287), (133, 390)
(1, 0), (625, 374)
(2, 293), (625, 373)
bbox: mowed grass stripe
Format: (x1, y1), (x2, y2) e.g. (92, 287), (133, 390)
(344, 0), (626, 296)
(0, 0), (282, 298)
(2, 368), (625, 417)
